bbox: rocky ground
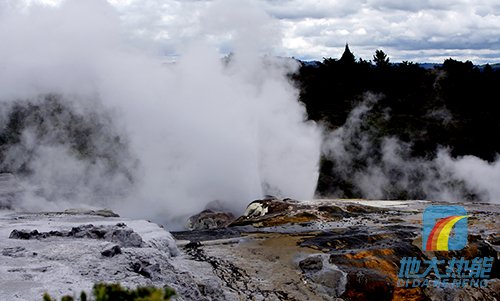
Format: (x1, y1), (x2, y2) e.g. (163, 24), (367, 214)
(174, 198), (499, 301)
(0, 196), (499, 300)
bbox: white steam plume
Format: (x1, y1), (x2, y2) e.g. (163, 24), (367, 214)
(0, 0), (321, 226)
(322, 93), (500, 203)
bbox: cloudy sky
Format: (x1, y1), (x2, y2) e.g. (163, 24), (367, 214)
(15, 0), (500, 64)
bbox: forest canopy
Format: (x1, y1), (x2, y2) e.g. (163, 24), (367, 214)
(294, 45), (500, 199)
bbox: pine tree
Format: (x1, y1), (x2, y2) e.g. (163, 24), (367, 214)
(373, 49), (390, 67)
(339, 44), (355, 64)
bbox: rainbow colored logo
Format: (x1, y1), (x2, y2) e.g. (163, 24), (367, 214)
(423, 206), (468, 251)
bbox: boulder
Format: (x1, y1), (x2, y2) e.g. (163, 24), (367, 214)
(101, 245), (122, 257)
(186, 209), (235, 230)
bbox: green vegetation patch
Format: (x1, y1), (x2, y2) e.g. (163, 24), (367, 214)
(42, 283), (176, 301)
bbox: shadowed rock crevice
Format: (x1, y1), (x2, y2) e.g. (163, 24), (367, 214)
(183, 242), (297, 301)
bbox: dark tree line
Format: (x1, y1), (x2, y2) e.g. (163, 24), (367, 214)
(293, 45), (500, 197)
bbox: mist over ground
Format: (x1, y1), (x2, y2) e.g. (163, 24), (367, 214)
(0, 0), (321, 226)
(320, 93), (500, 203)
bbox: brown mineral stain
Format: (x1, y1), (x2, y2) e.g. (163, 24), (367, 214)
(341, 249), (428, 301)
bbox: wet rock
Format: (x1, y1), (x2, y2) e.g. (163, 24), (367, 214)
(186, 209), (235, 230)
(299, 255), (323, 272)
(101, 245), (122, 257)
(299, 254), (347, 298)
(300, 225), (421, 253)
(323, 229), (425, 301)
(172, 228), (242, 242)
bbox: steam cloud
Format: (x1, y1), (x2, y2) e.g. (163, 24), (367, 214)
(0, 0), (321, 226)
(322, 93), (500, 203)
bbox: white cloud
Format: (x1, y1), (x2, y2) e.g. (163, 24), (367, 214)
(261, 0), (363, 19)
(276, 0), (500, 63)
(17, 0), (500, 64)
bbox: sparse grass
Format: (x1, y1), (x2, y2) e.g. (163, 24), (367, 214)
(42, 283), (175, 301)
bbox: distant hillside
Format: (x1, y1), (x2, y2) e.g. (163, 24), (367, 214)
(299, 60), (500, 70)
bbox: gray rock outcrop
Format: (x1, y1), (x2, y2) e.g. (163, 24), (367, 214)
(299, 254), (348, 298)
(0, 210), (218, 301)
